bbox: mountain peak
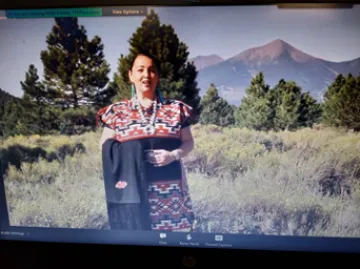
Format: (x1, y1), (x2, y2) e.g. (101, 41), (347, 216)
(261, 39), (294, 58)
(231, 39), (314, 64)
(266, 38), (288, 49)
(190, 54), (224, 70)
(272, 38), (287, 44)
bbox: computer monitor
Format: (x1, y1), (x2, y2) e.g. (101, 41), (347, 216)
(1, 1), (360, 266)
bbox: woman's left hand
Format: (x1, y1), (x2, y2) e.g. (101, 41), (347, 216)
(150, 150), (176, 167)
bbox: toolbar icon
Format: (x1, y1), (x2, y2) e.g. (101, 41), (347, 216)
(160, 233), (167, 239)
(215, 235), (223, 241)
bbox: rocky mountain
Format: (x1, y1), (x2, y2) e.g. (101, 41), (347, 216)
(190, 54), (224, 71)
(195, 39), (360, 105)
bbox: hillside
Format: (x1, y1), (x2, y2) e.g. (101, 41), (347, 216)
(0, 88), (19, 106)
(0, 89), (19, 124)
(0, 88), (38, 115)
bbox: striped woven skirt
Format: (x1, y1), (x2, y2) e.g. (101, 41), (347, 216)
(147, 175), (195, 231)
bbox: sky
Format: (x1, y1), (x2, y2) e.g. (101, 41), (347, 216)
(1, 5), (360, 97)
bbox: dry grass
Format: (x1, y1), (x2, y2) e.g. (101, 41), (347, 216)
(3, 125), (360, 237)
(4, 130), (106, 229)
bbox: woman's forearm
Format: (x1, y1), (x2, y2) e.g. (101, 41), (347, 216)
(171, 126), (195, 159)
(171, 139), (194, 159)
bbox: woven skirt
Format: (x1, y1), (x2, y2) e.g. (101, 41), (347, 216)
(147, 178), (195, 231)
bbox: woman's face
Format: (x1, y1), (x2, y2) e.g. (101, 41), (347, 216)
(128, 54), (159, 97)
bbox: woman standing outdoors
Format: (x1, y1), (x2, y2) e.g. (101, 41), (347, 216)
(97, 51), (196, 232)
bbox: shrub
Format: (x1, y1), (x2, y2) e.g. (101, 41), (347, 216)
(2, 125), (360, 237)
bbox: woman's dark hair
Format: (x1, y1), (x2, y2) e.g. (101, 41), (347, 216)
(129, 51), (161, 73)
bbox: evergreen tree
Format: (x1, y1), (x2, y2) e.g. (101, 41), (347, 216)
(40, 17), (112, 108)
(236, 97), (272, 131)
(297, 92), (322, 128)
(235, 72), (273, 130)
(322, 74), (347, 126)
(20, 64), (63, 135)
(322, 74), (360, 131)
(246, 72), (270, 98)
(110, 10), (201, 121)
(20, 64), (46, 134)
(200, 83), (235, 126)
(272, 80), (301, 131)
(201, 83), (218, 105)
(2, 101), (38, 137)
(20, 65), (49, 105)
(237, 75), (321, 131)
(324, 74), (346, 100)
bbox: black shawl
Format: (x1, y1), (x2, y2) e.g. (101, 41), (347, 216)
(101, 137), (183, 229)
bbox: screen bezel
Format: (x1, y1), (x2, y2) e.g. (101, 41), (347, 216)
(1, 0), (360, 266)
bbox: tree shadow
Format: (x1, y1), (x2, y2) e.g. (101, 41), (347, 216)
(0, 143), (86, 179)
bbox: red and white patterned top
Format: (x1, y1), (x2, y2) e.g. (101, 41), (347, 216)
(97, 98), (193, 143)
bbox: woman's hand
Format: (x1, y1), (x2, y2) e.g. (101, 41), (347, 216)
(149, 150), (176, 167)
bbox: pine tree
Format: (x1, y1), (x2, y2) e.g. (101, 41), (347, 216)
(323, 74), (360, 131)
(200, 83), (218, 105)
(20, 64), (46, 134)
(297, 92), (322, 128)
(235, 72), (273, 130)
(2, 101), (39, 137)
(20, 65), (48, 105)
(40, 17), (112, 108)
(236, 98), (272, 130)
(236, 75), (321, 131)
(200, 83), (235, 126)
(324, 74), (346, 100)
(271, 80), (301, 131)
(322, 74), (347, 126)
(110, 10), (201, 121)
(19, 64), (62, 135)
(246, 72), (270, 98)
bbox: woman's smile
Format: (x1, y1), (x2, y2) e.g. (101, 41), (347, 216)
(142, 79), (151, 88)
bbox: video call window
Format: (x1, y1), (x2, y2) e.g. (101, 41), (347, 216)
(0, 4), (360, 252)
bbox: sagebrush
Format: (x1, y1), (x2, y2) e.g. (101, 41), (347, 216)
(3, 125), (360, 237)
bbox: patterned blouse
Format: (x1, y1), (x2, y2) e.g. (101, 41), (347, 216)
(97, 97), (196, 231)
(97, 97), (193, 143)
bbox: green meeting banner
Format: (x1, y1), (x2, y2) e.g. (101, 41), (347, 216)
(5, 8), (103, 18)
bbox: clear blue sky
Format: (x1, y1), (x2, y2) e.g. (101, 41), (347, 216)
(1, 5), (360, 97)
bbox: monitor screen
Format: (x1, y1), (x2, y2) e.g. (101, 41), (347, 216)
(1, 4), (360, 254)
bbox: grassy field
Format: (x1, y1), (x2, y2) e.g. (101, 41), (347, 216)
(2, 124), (360, 237)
